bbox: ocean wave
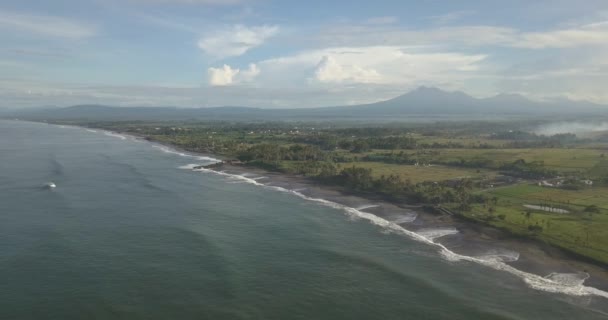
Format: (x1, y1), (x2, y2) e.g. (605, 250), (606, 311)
(476, 249), (520, 263)
(356, 204), (380, 211)
(416, 227), (459, 241)
(192, 167), (608, 300)
(178, 164), (206, 170)
(154, 145), (221, 162)
(86, 129), (97, 133)
(390, 214), (418, 224)
(103, 131), (127, 140)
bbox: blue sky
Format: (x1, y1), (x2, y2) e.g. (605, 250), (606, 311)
(1, 0), (608, 108)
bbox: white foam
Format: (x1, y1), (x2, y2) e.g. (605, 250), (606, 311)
(192, 167), (608, 300)
(86, 129), (97, 133)
(356, 204), (380, 211)
(476, 249), (520, 263)
(545, 272), (589, 287)
(417, 227), (460, 241)
(103, 131), (127, 140)
(154, 145), (221, 162)
(178, 164), (206, 170)
(390, 214), (418, 224)
(251, 176), (269, 181)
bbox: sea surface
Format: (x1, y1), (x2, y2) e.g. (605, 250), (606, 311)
(1, 120), (607, 319)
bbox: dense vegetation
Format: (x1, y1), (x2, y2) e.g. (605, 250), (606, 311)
(57, 119), (608, 264)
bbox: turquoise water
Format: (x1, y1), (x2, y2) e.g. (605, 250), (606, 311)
(0, 120), (607, 319)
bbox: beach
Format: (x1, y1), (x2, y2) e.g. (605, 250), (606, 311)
(186, 159), (608, 295)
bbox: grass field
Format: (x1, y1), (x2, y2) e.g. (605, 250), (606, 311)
(348, 162), (496, 183)
(398, 148), (606, 173)
(466, 184), (608, 264)
(488, 184), (608, 210)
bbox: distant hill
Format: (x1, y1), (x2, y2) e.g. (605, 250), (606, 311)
(8, 87), (607, 122)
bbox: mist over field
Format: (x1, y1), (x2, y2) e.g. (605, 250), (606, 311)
(534, 122), (608, 136)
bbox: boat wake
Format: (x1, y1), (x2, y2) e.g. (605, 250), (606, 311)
(191, 167), (608, 300)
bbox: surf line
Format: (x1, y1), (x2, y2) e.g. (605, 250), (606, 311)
(192, 167), (608, 300)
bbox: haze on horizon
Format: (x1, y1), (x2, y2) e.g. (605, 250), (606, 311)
(2, 0), (608, 109)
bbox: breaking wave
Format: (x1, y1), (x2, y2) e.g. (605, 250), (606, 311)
(178, 164), (206, 170)
(476, 249), (521, 263)
(390, 213), (418, 224)
(356, 204), (380, 211)
(103, 131), (127, 140)
(153, 145), (221, 162)
(417, 227), (459, 241)
(191, 167), (608, 300)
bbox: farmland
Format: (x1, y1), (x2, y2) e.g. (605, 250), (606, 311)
(59, 119), (608, 264)
(464, 184), (608, 263)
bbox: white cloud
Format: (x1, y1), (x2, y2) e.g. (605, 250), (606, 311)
(207, 63), (260, 86)
(313, 25), (517, 48)
(208, 65), (239, 86)
(0, 11), (96, 39)
(255, 46), (486, 87)
(240, 63), (261, 81)
(314, 20), (608, 50)
(514, 21), (608, 48)
(198, 25), (279, 58)
(428, 11), (476, 25)
(315, 56), (381, 84)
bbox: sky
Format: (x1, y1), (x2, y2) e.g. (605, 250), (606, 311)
(1, 0), (608, 108)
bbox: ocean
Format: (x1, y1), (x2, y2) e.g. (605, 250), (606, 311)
(1, 120), (607, 319)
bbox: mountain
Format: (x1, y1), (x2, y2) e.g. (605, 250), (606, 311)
(8, 87), (607, 122)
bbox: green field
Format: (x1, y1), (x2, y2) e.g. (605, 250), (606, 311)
(491, 184), (608, 210)
(399, 148), (606, 173)
(347, 162), (496, 183)
(465, 184), (608, 263)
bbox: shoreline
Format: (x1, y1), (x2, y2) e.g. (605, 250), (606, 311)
(26, 121), (608, 298)
(197, 162), (608, 294)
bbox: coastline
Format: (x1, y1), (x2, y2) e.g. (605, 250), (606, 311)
(197, 161), (608, 293)
(37, 121), (608, 297)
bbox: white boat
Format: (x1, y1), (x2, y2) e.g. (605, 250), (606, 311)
(45, 182), (56, 189)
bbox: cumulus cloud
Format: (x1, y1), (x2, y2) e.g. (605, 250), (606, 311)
(0, 10), (96, 39)
(207, 63), (260, 86)
(254, 46), (486, 87)
(315, 56), (381, 84)
(198, 25), (279, 58)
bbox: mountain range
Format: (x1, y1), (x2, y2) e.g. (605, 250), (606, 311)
(5, 87), (606, 122)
